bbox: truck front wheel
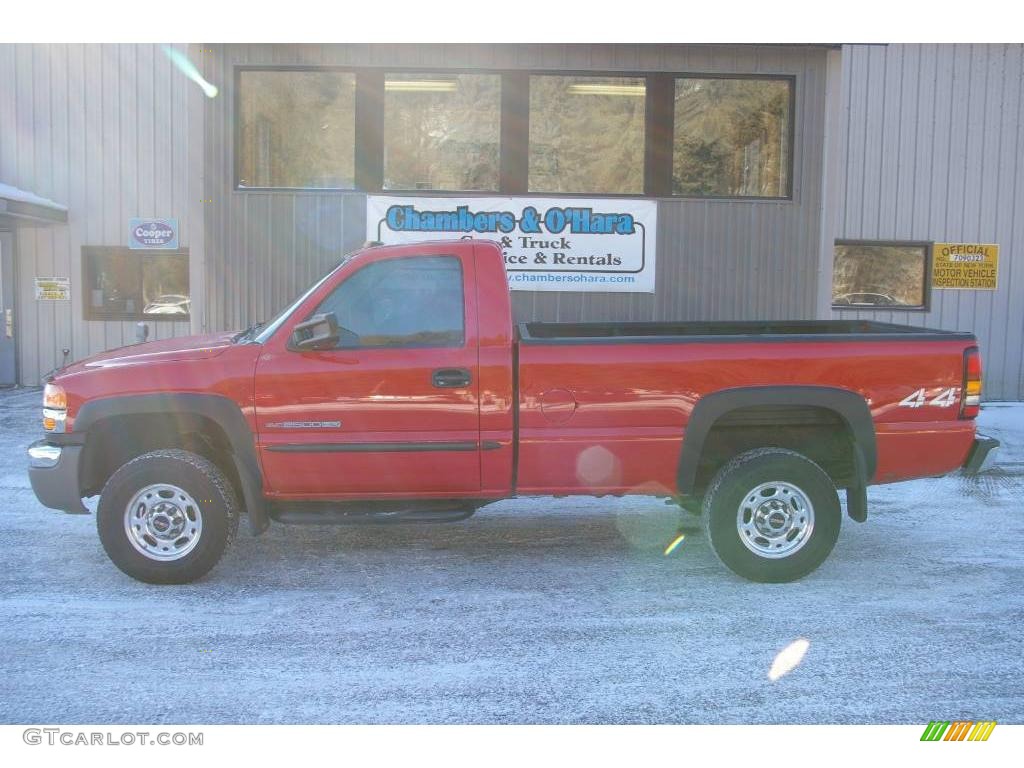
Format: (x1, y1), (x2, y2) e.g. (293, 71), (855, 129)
(702, 448), (841, 583)
(96, 449), (239, 584)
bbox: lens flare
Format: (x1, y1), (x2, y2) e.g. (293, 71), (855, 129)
(575, 445), (620, 487)
(768, 637), (810, 681)
(162, 45), (218, 98)
(663, 533), (686, 556)
(614, 502), (682, 552)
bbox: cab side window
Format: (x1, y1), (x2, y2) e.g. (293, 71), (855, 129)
(313, 255), (465, 348)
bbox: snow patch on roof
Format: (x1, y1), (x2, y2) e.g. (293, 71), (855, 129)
(0, 182), (68, 212)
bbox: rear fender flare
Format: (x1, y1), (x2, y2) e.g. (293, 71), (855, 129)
(677, 385), (876, 495)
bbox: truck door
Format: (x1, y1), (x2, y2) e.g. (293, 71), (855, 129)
(0, 232), (16, 386)
(253, 249), (481, 498)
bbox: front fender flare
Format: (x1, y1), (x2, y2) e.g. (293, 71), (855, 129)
(74, 393), (269, 534)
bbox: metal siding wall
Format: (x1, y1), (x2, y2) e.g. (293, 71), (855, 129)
(0, 43), (194, 385)
(202, 44), (829, 335)
(835, 44), (1024, 400)
(198, 43), (357, 333)
(0, 45), (833, 377)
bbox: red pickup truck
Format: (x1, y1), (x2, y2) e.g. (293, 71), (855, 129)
(28, 239), (998, 584)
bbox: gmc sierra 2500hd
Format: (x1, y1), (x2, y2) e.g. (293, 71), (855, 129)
(28, 239), (998, 584)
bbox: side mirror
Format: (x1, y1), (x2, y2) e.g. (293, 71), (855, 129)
(291, 312), (341, 351)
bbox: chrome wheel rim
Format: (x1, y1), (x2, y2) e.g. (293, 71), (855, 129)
(737, 480), (814, 559)
(123, 483), (203, 561)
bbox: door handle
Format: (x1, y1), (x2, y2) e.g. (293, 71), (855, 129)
(432, 368), (471, 388)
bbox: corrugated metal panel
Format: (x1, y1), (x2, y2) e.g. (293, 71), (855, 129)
(0, 44), (195, 384)
(1, 44), (837, 384)
(202, 44), (830, 335)
(834, 44), (1024, 400)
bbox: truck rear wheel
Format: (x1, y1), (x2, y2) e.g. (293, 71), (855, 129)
(97, 449), (238, 584)
(702, 448), (840, 583)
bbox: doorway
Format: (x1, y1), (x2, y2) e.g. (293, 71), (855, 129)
(0, 231), (16, 386)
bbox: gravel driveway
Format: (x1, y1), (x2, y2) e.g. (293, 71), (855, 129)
(1, 387), (1022, 724)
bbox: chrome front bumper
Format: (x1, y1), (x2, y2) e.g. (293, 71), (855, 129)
(28, 442), (62, 468)
(27, 439), (88, 514)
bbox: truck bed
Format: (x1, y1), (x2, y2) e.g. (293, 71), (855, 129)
(514, 318), (978, 495)
(518, 319), (973, 344)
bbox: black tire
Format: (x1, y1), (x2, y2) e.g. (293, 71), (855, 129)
(96, 449), (239, 584)
(702, 448), (841, 583)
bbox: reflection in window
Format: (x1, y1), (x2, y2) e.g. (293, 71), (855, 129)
(238, 70), (356, 188)
(313, 256), (464, 348)
(529, 76), (645, 194)
(832, 242), (927, 309)
(673, 77), (791, 197)
(142, 256), (191, 316)
(384, 74), (501, 191)
(84, 247), (190, 319)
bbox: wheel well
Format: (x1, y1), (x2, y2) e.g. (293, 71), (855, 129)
(80, 412), (242, 501)
(690, 405), (856, 496)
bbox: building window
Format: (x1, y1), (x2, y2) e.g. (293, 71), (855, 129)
(673, 77), (792, 198)
(311, 256), (464, 348)
(237, 69), (356, 189)
(383, 73), (501, 192)
(528, 75), (646, 194)
(232, 68), (800, 199)
(832, 241), (929, 310)
(83, 247), (190, 320)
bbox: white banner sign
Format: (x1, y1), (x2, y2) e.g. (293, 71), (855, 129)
(367, 196), (657, 293)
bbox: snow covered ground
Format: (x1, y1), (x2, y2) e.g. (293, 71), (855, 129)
(0, 387), (1021, 724)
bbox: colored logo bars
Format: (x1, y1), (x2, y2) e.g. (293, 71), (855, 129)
(920, 721), (997, 741)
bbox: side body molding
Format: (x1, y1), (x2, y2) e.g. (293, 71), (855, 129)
(74, 393), (269, 534)
(677, 385), (877, 495)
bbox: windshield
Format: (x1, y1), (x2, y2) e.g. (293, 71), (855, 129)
(250, 251), (362, 344)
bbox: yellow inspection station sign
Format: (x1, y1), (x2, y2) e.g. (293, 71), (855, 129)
(932, 243), (999, 290)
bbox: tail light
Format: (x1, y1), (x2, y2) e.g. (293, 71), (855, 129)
(960, 347), (982, 419)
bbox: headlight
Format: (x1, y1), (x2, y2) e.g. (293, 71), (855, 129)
(43, 383), (67, 432)
(43, 383), (67, 410)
